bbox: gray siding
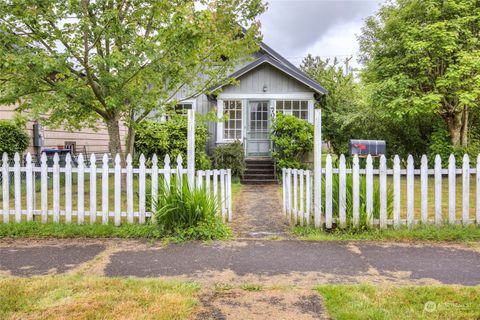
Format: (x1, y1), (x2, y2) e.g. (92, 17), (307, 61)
(221, 63), (312, 94)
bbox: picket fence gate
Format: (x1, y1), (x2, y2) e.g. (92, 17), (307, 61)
(1, 152), (232, 226)
(282, 154), (480, 229)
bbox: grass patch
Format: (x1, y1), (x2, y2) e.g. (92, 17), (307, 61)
(293, 224), (480, 242)
(0, 221), (232, 241)
(0, 275), (199, 320)
(317, 284), (480, 320)
(240, 284), (263, 292)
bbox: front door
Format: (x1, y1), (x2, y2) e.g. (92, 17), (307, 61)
(246, 101), (271, 157)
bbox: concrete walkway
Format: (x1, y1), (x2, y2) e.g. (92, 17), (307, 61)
(231, 184), (290, 238)
(1, 239), (479, 286)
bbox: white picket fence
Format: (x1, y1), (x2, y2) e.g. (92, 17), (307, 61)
(283, 154), (480, 229)
(1, 152), (232, 225)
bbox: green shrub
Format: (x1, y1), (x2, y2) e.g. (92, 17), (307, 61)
(135, 117), (211, 169)
(212, 141), (245, 178)
(153, 177), (231, 240)
(271, 113), (314, 170)
(0, 118), (29, 156)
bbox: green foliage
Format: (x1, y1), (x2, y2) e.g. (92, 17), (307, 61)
(135, 117), (211, 169)
(212, 141), (245, 178)
(359, 0), (480, 149)
(0, 0), (265, 155)
(301, 56), (364, 155)
(0, 118), (29, 156)
(271, 113), (314, 169)
(153, 177), (231, 241)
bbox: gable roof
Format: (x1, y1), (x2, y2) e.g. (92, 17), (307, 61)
(210, 41), (327, 96)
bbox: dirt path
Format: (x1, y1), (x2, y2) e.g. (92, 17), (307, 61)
(231, 184), (290, 238)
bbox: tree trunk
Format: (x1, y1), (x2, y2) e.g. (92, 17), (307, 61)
(460, 106), (468, 147)
(125, 125), (136, 158)
(105, 116), (124, 161)
(446, 111), (465, 148)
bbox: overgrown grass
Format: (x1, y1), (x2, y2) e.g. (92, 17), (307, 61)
(292, 224), (480, 242)
(317, 284), (480, 320)
(0, 276), (199, 320)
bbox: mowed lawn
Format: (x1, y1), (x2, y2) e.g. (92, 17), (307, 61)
(0, 276), (198, 320)
(317, 284), (480, 320)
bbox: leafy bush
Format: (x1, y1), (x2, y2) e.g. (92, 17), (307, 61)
(0, 118), (29, 156)
(212, 141), (245, 178)
(271, 113), (314, 170)
(153, 177), (231, 240)
(135, 117), (211, 169)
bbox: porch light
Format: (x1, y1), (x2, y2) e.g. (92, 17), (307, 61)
(263, 84), (268, 92)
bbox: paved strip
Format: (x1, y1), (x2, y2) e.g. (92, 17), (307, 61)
(0, 244), (105, 276)
(105, 240), (480, 286)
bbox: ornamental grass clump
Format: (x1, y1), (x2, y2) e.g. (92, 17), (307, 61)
(153, 176), (231, 240)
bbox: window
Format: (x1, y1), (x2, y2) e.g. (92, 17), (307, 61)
(174, 103), (192, 115)
(223, 100), (242, 140)
(276, 100), (309, 120)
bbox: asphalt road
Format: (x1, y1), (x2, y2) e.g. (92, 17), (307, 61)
(1, 240), (479, 286)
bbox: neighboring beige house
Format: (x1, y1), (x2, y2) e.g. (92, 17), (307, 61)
(0, 105), (127, 156)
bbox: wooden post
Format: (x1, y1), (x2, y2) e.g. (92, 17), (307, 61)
(102, 153), (109, 225)
(366, 154), (373, 226)
(393, 155), (401, 228)
(339, 154), (346, 228)
(77, 154), (85, 225)
(14, 152), (21, 223)
(2, 153), (9, 224)
(379, 155), (387, 229)
(187, 107), (195, 191)
(40, 153), (48, 224)
(139, 154), (146, 224)
(462, 154), (470, 225)
(52, 152), (60, 224)
(151, 154), (158, 214)
(325, 154), (332, 229)
(314, 108), (322, 228)
(352, 154), (360, 227)
(126, 154), (134, 224)
(65, 153), (72, 224)
(25, 153), (33, 222)
(448, 154), (456, 224)
(420, 155), (428, 224)
(89, 153), (97, 224)
(434, 155), (442, 225)
(114, 154), (121, 226)
(407, 155), (414, 228)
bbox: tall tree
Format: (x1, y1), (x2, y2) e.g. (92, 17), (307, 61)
(359, 0), (480, 148)
(0, 0), (265, 158)
(301, 55), (364, 155)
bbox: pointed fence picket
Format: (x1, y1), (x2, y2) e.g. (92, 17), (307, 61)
(0, 152), (232, 226)
(282, 153), (480, 229)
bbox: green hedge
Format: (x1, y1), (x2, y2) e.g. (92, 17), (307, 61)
(0, 118), (29, 156)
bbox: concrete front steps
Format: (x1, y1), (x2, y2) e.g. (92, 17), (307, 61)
(241, 158), (278, 184)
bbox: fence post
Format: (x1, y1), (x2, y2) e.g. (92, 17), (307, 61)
(14, 152), (21, 223)
(164, 155), (171, 191)
(151, 154), (158, 214)
(306, 169), (311, 226)
(407, 155), (414, 228)
(462, 154), (470, 225)
(293, 169), (298, 224)
(227, 169), (232, 222)
(196, 170), (202, 190)
(393, 155), (401, 228)
(220, 169), (226, 222)
(89, 153), (97, 224)
(435, 155), (443, 225)
(139, 154), (146, 224)
(338, 155), (346, 228)
(65, 153), (72, 224)
(325, 154), (333, 229)
(366, 154), (373, 226)
(282, 168), (286, 216)
(2, 153), (9, 223)
(448, 154), (456, 224)
(102, 153), (109, 225)
(352, 154), (360, 227)
(420, 155), (428, 224)
(126, 154), (134, 224)
(477, 154), (480, 226)
(379, 155), (387, 229)
(299, 169), (305, 226)
(52, 152), (60, 224)
(114, 154), (121, 226)
(286, 168), (292, 221)
(187, 107), (195, 191)
(213, 169), (219, 209)
(77, 154), (85, 225)
(205, 170), (212, 199)
(314, 108), (322, 228)
(25, 153), (33, 222)
(40, 153), (48, 224)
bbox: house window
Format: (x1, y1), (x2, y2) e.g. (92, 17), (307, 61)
(174, 103), (192, 115)
(224, 100), (242, 140)
(276, 100), (309, 120)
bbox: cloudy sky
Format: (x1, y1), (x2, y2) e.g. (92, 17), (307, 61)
(259, 0), (385, 68)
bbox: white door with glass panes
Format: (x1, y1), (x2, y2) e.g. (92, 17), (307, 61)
(246, 101), (271, 157)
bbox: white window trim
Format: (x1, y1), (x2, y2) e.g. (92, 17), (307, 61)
(217, 93), (314, 100)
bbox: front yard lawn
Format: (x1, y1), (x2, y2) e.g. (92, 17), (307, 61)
(0, 276), (198, 320)
(317, 284), (480, 320)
